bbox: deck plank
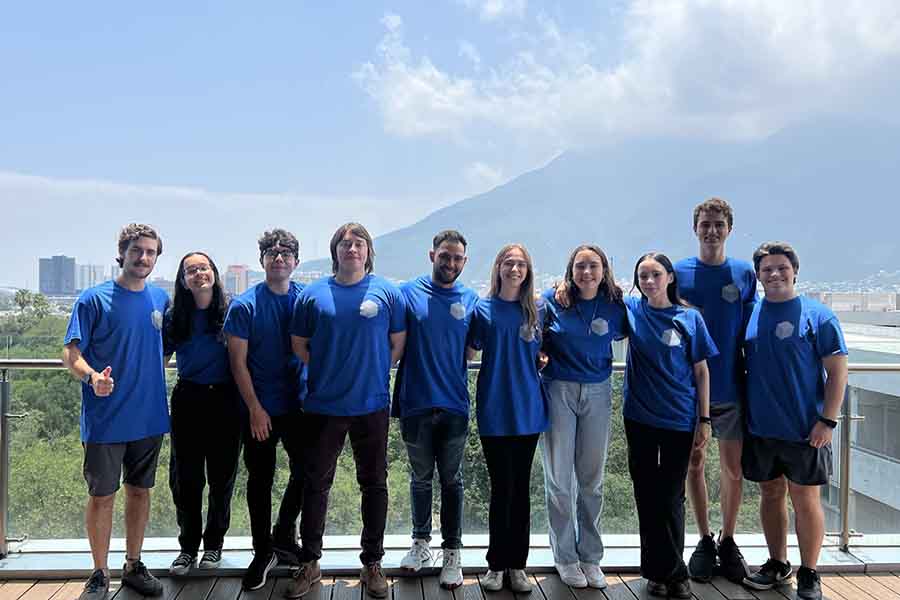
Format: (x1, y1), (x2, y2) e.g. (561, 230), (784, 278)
(568, 580), (607, 600)
(599, 575), (637, 600)
(208, 578), (243, 600)
(532, 573), (575, 600)
(865, 572), (900, 595)
(421, 576), (453, 600)
(0, 583), (36, 600)
(689, 580), (726, 600)
(237, 574), (276, 600)
(458, 577), (483, 600)
(392, 576), (421, 600)
(618, 575), (650, 600)
(820, 575), (865, 600)
(332, 577), (364, 600)
(840, 573), (900, 599)
(475, 575), (513, 600)
(709, 577), (755, 600)
(48, 582), (88, 600)
(18, 582), (65, 600)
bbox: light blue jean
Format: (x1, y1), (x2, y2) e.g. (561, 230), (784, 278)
(541, 378), (613, 565)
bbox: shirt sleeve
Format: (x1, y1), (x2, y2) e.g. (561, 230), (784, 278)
(466, 303), (485, 351)
(290, 291), (316, 338)
(686, 310), (719, 365)
(63, 293), (96, 351)
(223, 298), (251, 340)
(388, 285), (407, 334)
(816, 315), (848, 357)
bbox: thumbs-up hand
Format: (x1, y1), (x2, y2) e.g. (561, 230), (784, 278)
(93, 366), (115, 397)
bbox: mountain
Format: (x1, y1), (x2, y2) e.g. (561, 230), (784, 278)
(302, 118), (900, 285)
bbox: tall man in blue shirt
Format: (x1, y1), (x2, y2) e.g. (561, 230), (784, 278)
(392, 230), (478, 590)
(675, 198), (757, 583)
(224, 229), (307, 590)
(741, 242), (847, 600)
(63, 224), (170, 600)
(288, 222), (406, 599)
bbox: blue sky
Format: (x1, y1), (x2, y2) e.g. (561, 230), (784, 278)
(2, 1), (899, 288)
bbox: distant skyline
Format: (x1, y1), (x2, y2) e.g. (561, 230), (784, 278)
(3, 1), (900, 288)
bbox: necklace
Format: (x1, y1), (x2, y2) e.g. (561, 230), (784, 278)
(574, 296), (600, 335)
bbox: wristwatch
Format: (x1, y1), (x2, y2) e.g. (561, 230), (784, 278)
(698, 416), (712, 424)
(817, 415), (838, 429)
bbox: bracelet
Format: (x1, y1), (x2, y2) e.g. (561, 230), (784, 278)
(698, 416), (712, 424)
(817, 415), (838, 429)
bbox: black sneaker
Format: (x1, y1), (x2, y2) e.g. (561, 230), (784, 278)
(743, 558), (792, 590)
(796, 566), (822, 600)
(717, 536), (750, 583)
(121, 560), (163, 596)
(666, 578), (692, 599)
(646, 580), (667, 597)
(199, 548), (223, 569)
(169, 552), (196, 576)
(242, 551), (277, 591)
(688, 534), (717, 582)
(78, 569), (109, 600)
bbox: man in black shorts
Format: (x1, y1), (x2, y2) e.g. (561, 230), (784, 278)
(740, 242), (848, 600)
(63, 224), (171, 600)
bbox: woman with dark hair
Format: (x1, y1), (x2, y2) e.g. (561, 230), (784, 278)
(165, 252), (242, 576)
(623, 252), (717, 598)
(466, 243), (549, 594)
(540, 244), (627, 589)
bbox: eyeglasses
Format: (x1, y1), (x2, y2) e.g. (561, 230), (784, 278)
(184, 264), (212, 276)
(263, 247), (296, 260)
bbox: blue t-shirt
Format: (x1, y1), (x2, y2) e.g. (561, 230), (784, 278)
(223, 282), (306, 416)
(291, 274), (406, 416)
(468, 296), (549, 436)
(743, 296), (848, 442)
(622, 296), (719, 432)
(163, 308), (231, 385)
(64, 281), (171, 443)
(393, 275), (479, 419)
(675, 257), (757, 406)
(540, 288), (627, 383)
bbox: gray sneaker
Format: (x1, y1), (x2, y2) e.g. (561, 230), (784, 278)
(78, 569), (109, 600)
(122, 560), (163, 596)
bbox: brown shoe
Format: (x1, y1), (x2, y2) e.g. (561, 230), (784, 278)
(360, 562), (388, 599)
(285, 560), (321, 598)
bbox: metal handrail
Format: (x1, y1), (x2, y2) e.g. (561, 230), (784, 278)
(0, 359), (896, 558)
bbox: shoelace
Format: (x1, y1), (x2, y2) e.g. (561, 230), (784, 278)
(201, 550), (221, 562)
(85, 571), (107, 592)
(173, 553), (194, 567)
(435, 550), (460, 567)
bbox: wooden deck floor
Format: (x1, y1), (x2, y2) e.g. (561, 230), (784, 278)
(3, 572), (900, 600)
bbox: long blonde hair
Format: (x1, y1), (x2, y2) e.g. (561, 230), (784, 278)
(489, 243), (539, 333)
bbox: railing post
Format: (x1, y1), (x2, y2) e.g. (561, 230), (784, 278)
(839, 384), (853, 552)
(0, 368), (10, 558)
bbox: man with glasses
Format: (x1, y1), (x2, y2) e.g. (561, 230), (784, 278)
(63, 223), (170, 600)
(224, 229), (307, 590)
(392, 230), (477, 589)
(287, 222), (406, 599)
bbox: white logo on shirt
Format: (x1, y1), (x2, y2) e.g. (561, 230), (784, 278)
(661, 328), (682, 347)
(359, 300), (379, 319)
(450, 302), (466, 320)
(590, 317), (609, 336)
(151, 310), (163, 331)
(775, 321), (794, 340)
(721, 283), (740, 303)
(519, 323), (537, 342)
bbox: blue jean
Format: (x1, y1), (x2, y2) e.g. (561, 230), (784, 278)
(541, 378), (613, 565)
(401, 409), (468, 549)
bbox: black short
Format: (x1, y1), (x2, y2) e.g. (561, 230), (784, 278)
(741, 434), (833, 486)
(83, 435), (164, 497)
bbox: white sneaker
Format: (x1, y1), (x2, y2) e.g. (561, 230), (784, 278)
(439, 549), (463, 590)
(509, 569), (533, 593)
(555, 563), (587, 588)
(400, 539), (433, 572)
(481, 570), (504, 592)
(579, 563), (607, 589)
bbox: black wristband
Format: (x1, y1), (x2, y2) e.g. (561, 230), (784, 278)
(698, 416), (712, 424)
(817, 415), (838, 429)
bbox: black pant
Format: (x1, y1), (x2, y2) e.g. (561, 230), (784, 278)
(242, 410), (306, 553)
(481, 434), (540, 571)
(168, 380), (242, 554)
(299, 409), (389, 566)
(624, 418), (694, 583)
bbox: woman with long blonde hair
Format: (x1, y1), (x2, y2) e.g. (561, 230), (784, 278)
(467, 243), (549, 594)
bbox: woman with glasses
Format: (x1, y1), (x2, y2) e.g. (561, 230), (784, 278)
(466, 243), (549, 594)
(165, 252), (242, 576)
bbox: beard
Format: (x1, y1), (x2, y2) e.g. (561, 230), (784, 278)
(433, 266), (460, 285)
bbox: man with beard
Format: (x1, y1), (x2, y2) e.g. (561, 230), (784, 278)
(63, 223), (170, 600)
(392, 230), (478, 589)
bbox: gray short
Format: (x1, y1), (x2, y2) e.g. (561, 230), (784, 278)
(82, 435), (164, 497)
(709, 403), (743, 441)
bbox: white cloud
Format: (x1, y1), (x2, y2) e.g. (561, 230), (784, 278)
(0, 171), (453, 289)
(459, 0), (527, 22)
(464, 162), (505, 191)
(355, 1), (900, 147)
(458, 40), (482, 70)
